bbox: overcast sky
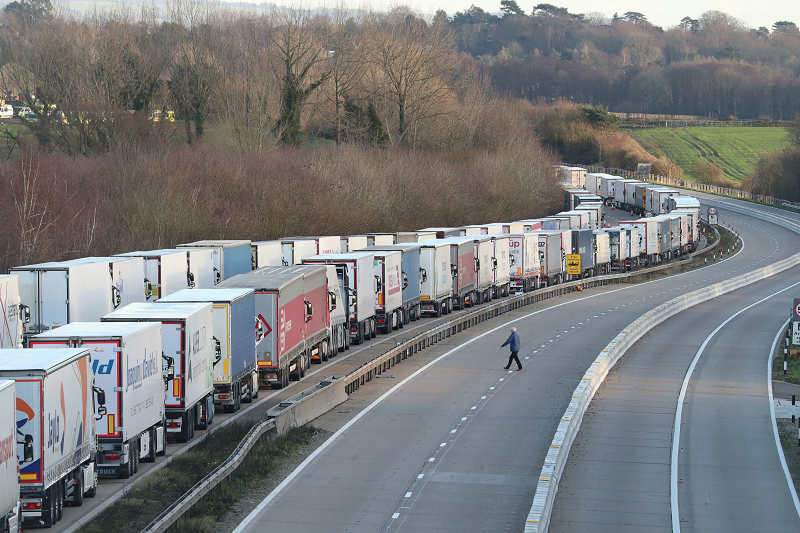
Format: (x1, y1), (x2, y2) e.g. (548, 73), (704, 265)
(261, 0), (800, 31)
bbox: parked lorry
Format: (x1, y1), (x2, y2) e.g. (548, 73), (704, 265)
(218, 265), (331, 388)
(620, 218), (659, 265)
(103, 302), (216, 443)
(558, 166), (587, 188)
(282, 237), (340, 265)
(593, 231), (611, 275)
(179, 248), (216, 289)
(0, 380), (20, 533)
(0, 348), (102, 527)
(502, 222), (525, 234)
(616, 179), (642, 209)
(560, 210), (590, 229)
(418, 240), (452, 316)
(518, 219), (543, 232)
(438, 237), (477, 309)
(585, 173), (602, 195)
(575, 203), (602, 229)
(11, 260), (113, 339)
(530, 232), (563, 286)
(70, 257), (147, 310)
(116, 249), (190, 302)
(251, 241), (285, 270)
(158, 289), (256, 413)
(322, 265), (349, 352)
(367, 250), (403, 333)
(460, 223), (504, 236)
(363, 244), (423, 322)
(0, 275), (29, 349)
(31, 323), (167, 478)
(341, 236), (368, 252)
(302, 253), (377, 345)
(395, 231), (436, 243)
(541, 217), (570, 231)
(605, 229), (628, 271)
(490, 235), (511, 298)
(508, 234), (541, 292)
(177, 240), (252, 283)
(570, 229), (595, 278)
(467, 235), (494, 304)
(366, 234), (395, 246)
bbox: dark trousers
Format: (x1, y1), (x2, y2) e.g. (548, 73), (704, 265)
(505, 351), (522, 370)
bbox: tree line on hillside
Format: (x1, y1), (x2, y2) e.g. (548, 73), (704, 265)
(444, 4), (800, 119)
(0, 1), (487, 154)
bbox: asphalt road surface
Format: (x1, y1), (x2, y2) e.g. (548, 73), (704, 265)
(232, 199), (800, 533)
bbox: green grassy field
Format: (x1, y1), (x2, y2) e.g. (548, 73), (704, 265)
(628, 127), (788, 182)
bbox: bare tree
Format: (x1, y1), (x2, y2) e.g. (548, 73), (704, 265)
(369, 8), (459, 145)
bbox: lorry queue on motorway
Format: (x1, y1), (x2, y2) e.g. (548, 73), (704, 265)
(0, 166), (702, 530)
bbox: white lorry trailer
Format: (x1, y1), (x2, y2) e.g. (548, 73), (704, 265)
(302, 253), (377, 345)
(177, 240), (252, 283)
(531, 231), (564, 286)
(0, 275), (29, 349)
(178, 248), (216, 289)
(593, 231), (611, 275)
(467, 235), (494, 304)
(250, 241), (285, 269)
(31, 323), (167, 478)
(361, 244), (423, 323)
(116, 249), (190, 302)
(370, 250), (403, 333)
(0, 380), (20, 533)
(366, 234), (395, 246)
(0, 348), (101, 527)
(620, 218), (659, 265)
(508, 234), (541, 292)
(158, 289), (257, 413)
(281, 238), (331, 265)
(417, 240), (452, 317)
(10, 260), (113, 340)
(341, 236), (368, 252)
(490, 235), (511, 298)
(69, 257), (147, 310)
(103, 302), (216, 442)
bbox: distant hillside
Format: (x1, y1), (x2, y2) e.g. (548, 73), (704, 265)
(628, 127), (788, 182)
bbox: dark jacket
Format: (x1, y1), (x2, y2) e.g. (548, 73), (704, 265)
(502, 332), (520, 352)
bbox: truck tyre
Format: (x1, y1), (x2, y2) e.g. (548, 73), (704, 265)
(354, 324), (364, 345)
(338, 325), (346, 352)
(86, 471), (98, 497)
(242, 379), (253, 403)
(321, 341), (329, 362)
(400, 310), (406, 328)
(146, 428), (158, 461)
(120, 456), (132, 479)
(42, 486), (55, 528)
(73, 476), (84, 507)
(133, 444), (139, 474)
(434, 303), (442, 317)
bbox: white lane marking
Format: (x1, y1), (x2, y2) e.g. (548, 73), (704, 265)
(768, 318), (800, 519)
(670, 279), (800, 532)
(405, 492), (412, 498)
(392, 513), (400, 519)
(417, 474), (424, 479)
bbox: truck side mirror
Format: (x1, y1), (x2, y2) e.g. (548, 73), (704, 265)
(20, 433), (33, 463)
(144, 278), (154, 300)
(162, 353), (175, 381)
(451, 264), (458, 278)
(539, 251), (544, 261)
(492, 258), (498, 270)
(403, 272), (409, 289)
(19, 304), (30, 324)
(213, 268), (221, 285)
(328, 291), (337, 311)
(305, 301), (313, 322)
(96, 406), (107, 418)
(187, 271), (196, 289)
(374, 276), (382, 294)
(111, 286), (121, 308)
(420, 268), (427, 282)
(475, 259), (480, 270)
(510, 255), (516, 265)
(251, 255), (256, 270)
(93, 386), (106, 406)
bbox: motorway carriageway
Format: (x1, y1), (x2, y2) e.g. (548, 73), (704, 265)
(225, 199), (800, 533)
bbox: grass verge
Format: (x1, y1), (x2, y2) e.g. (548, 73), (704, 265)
(773, 325), (800, 385)
(76, 423), (322, 533)
(776, 419), (800, 496)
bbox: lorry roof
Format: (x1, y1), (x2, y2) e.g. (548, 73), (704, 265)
(251, 240), (281, 246)
(117, 249), (186, 258)
(0, 380), (12, 393)
(10, 258), (109, 269)
(303, 252), (373, 261)
(282, 236), (340, 242)
(352, 248), (401, 258)
(437, 236), (478, 245)
(0, 347), (89, 372)
(179, 240), (250, 247)
(217, 265), (313, 289)
(361, 244), (422, 252)
(158, 288), (253, 303)
(104, 301), (210, 320)
(33, 321), (159, 338)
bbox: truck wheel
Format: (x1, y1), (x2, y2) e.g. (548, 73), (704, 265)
(392, 311), (400, 330)
(73, 476), (84, 507)
(120, 457), (131, 479)
(434, 303), (442, 317)
(147, 428), (158, 461)
(42, 487), (55, 528)
(354, 324), (364, 345)
(133, 444), (140, 474)
(86, 471), (98, 497)
(338, 325), (346, 352)
(321, 341), (329, 362)
(242, 379), (253, 403)
(400, 310), (406, 328)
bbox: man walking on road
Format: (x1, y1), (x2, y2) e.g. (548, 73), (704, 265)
(502, 327), (522, 371)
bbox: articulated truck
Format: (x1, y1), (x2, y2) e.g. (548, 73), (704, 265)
(0, 275), (29, 349)
(0, 348), (102, 528)
(0, 380), (20, 533)
(103, 302), (216, 443)
(31, 323), (167, 478)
